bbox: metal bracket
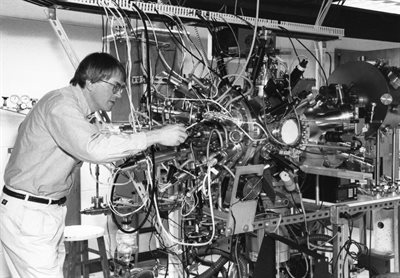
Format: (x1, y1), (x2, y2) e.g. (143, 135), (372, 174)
(46, 8), (80, 69)
(226, 164), (264, 236)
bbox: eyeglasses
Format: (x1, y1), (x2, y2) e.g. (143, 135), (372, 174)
(99, 80), (126, 95)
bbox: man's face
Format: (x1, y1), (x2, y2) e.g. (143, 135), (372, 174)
(91, 71), (125, 112)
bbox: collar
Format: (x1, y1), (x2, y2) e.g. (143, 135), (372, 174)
(70, 85), (93, 118)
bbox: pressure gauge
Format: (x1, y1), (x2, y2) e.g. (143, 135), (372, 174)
(20, 95), (31, 104)
(9, 95), (20, 104)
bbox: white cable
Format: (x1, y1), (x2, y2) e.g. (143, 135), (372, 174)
(222, 165), (235, 179)
(156, 12), (189, 75)
(153, 165), (216, 247)
(107, 168), (148, 217)
(100, 2), (142, 133)
(230, 121), (267, 143)
(88, 163), (123, 186)
(309, 233), (337, 251)
(272, 214), (282, 233)
(285, 253), (309, 278)
(181, 194), (198, 217)
(216, 73), (254, 104)
(296, 183), (310, 250)
(158, 95), (233, 116)
(217, 0), (260, 103)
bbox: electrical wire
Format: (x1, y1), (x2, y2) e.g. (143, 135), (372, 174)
(285, 253), (309, 278)
(218, 0), (260, 102)
(278, 26), (328, 85)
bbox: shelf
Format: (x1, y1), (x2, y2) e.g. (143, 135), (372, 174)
(253, 209), (331, 230)
(252, 194), (400, 230)
(0, 106), (29, 115)
(300, 165), (373, 180)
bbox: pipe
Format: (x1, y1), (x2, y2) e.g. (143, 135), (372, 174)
(197, 257), (229, 278)
(375, 130), (381, 186)
(392, 127), (398, 183)
(196, 248), (249, 278)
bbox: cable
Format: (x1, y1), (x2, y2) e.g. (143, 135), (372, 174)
(225, 0), (260, 97)
(331, 215), (369, 277)
(110, 159), (155, 234)
(326, 52), (333, 74)
(285, 253), (309, 278)
(284, 32), (301, 63)
(278, 26), (328, 85)
(154, 10), (223, 80)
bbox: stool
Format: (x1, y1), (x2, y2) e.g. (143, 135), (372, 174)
(63, 225), (110, 278)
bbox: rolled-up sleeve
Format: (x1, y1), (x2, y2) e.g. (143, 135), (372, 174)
(45, 99), (147, 163)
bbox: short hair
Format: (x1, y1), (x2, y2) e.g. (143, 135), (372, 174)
(70, 52), (126, 88)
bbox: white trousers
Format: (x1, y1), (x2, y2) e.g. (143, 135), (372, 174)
(0, 192), (67, 278)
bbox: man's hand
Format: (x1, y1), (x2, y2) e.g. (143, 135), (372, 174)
(146, 124), (188, 147)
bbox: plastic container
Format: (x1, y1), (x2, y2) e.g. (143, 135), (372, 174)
(115, 223), (138, 264)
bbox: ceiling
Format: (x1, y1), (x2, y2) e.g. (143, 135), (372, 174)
(339, 0), (400, 14)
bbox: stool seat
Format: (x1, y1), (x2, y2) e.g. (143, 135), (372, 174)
(63, 225), (110, 278)
(64, 225), (105, 241)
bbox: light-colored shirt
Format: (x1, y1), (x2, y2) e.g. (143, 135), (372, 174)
(4, 85), (147, 199)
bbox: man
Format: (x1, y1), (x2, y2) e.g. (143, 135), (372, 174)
(0, 52), (187, 277)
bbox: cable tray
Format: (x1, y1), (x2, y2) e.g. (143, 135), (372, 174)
(28, 0), (344, 40)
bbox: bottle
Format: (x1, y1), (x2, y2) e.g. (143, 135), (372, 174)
(115, 222), (138, 264)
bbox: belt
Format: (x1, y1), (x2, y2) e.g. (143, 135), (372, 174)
(2, 187), (67, 205)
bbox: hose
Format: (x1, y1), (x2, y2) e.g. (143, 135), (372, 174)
(195, 248), (249, 278)
(219, 266), (228, 278)
(236, 253), (248, 277)
(194, 256), (227, 278)
(197, 256), (229, 278)
(297, 234), (332, 245)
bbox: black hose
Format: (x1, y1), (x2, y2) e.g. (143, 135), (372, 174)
(237, 253), (248, 277)
(111, 172), (154, 234)
(297, 234), (332, 245)
(135, 270), (154, 278)
(194, 256), (214, 267)
(197, 256), (229, 278)
(219, 266), (228, 278)
(195, 248), (249, 278)
(196, 248), (231, 258)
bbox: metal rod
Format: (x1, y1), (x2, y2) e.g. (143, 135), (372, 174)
(95, 164), (100, 198)
(315, 175), (320, 205)
(392, 127), (398, 184)
(376, 130), (381, 186)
